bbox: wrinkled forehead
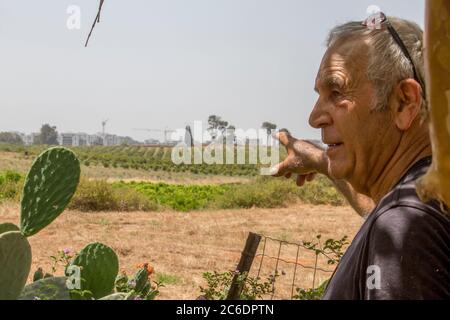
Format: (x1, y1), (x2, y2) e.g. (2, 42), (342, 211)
(315, 38), (371, 88)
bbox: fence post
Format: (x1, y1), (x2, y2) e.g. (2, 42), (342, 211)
(226, 232), (261, 300)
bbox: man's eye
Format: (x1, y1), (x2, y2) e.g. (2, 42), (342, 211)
(331, 90), (342, 98)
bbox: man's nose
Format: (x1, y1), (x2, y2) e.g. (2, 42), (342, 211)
(309, 99), (332, 129)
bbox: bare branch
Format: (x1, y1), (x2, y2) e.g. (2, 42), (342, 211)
(85, 0), (105, 47)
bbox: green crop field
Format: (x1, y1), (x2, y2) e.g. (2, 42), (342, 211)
(0, 144), (286, 177)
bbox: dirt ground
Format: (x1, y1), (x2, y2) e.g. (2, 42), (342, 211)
(0, 202), (362, 300)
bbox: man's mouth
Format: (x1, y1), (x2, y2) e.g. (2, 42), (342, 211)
(324, 142), (344, 154)
(324, 141), (343, 148)
(327, 143), (343, 148)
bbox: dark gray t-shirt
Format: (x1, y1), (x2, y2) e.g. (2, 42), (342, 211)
(323, 157), (449, 300)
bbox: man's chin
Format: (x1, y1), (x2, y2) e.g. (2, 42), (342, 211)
(328, 162), (348, 180)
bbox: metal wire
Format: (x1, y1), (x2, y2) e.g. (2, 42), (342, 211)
(270, 241), (283, 300)
(256, 236), (267, 280)
(253, 254), (333, 273)
(247, 233), (335, 300)
(291, 245), (301, 299)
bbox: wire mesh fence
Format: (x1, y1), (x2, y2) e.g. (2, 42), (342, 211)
(227, 232), (345, 300)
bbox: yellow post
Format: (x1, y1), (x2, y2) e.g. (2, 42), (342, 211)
(416, 0), (450, 210)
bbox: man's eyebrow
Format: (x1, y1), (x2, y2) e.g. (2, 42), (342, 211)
(314, 75), (344, 93)
(324, 75), (344, 89)
(314, 75), (345, 92)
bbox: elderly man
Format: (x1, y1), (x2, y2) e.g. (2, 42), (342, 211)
(273, 14), (449, 299)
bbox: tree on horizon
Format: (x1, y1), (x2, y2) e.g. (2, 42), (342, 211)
(36, 124), (58, 145)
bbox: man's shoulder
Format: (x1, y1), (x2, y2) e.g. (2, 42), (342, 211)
(368, 157), (449, 243)
(370, 204), (449, 243)
(368, 177), (449, 253)
(372, 157), (448, 227)
(365, 188), (450, 299)
(370, 186), (449, 240)
(365, 203), (450, 300)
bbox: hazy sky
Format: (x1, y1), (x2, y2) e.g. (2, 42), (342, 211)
(0, 0), (425, 142)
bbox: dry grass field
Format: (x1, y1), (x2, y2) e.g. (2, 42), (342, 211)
(0, 202), (362, 299)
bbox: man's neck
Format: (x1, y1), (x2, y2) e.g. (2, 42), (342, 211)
(369, 132), (432, 204)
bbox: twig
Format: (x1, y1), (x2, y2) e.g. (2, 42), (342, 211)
(85, 0), (105, 47)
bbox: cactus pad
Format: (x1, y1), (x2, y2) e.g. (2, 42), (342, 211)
(0, 222), (19, 235)
(69, 242), (119, 299)
(20, 147), (80, 237)
(0, 231), (32, 300)
(18, 277), (71, 300)
(132, 267), (149, 293)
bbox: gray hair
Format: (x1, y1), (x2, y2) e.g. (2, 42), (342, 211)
(327, 17), (426, 113)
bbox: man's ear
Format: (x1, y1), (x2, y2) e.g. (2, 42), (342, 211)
(391, 79), (422, 130)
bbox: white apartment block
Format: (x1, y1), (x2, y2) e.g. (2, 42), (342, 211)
(56, 133), (138, 147)
(22, 133), (40, 145)
(9, 131), (139, 146)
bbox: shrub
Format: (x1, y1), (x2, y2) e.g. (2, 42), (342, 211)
(213, 180), (289, 209)
(0, 168), (345, 211)
(0, 170), (23, 202)
(112, 174), (345, 212)
(116, 182), (229, 212)
(293, 175), (345, 206)
(213, 175), (344, 209)
(199, 271), (279, 300)
(69, 179), (158, 212)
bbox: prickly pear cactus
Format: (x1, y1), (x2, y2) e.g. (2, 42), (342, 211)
(0, 231), (32, 300)
(33, 267), (45, 282)
(141, 282), (151, 296)
(20, 147), (80, 237)
(18, 277), (71, 300)
(0, 222), (19, 235)
(114, 273), (128, 292)
(132, 266), (149, 293)
(69, 242), (119, 299)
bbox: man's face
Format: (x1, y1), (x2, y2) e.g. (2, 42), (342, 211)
(309, 39), (394, 193)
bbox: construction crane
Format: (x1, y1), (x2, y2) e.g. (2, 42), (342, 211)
(102, 119), (109, 137)
(133, 127), (176, 144)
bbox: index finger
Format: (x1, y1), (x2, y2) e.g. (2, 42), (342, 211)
(272, 129), (294, 148)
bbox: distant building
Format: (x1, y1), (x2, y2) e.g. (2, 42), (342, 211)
(102, 134), (117, 146)
(87, 134), (104, 146)
(144, 138), (160, 145)
(72, 133), (88, 146)
(13, 130), (141, 147)
(55, 132), (141, 147)
(58, 133), (76, 146)
(23, 133), (40, 145)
